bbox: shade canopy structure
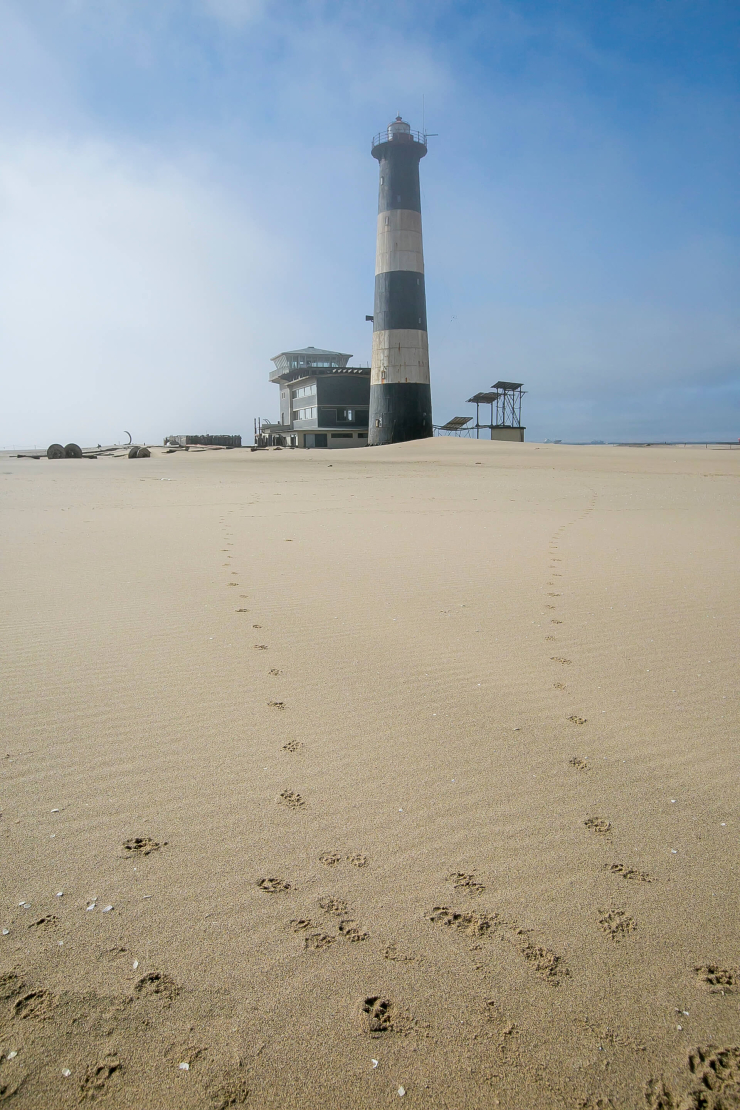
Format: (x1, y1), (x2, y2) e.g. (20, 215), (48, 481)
(467, 392), (500, 404)
(466, 382), (526, 439)
(435, 416), (473, 436)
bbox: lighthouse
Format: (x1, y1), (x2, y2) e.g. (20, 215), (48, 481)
(368, 117), (432, 445)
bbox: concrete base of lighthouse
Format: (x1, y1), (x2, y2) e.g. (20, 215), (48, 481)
(367, 382), (433, 446)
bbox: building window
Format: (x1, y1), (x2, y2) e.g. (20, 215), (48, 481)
(331, 433), (353, 439)
(296, 407), (317, 420)
(337, 409), (354, 422)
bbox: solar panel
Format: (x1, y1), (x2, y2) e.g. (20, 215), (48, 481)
(467, 392), (500, 403)
(492, 381), (523, 390)
(440, 416), (472, 430)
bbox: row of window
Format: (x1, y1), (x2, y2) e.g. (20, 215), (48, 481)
(289, 360), (342, 369)
(294, 408), (368, 423)
(292, 384), (316, 400)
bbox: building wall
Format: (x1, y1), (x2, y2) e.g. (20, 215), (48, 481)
(297, 431), (368, 449)
(490, 427), (525, 442)
(316, 375), (370, 407)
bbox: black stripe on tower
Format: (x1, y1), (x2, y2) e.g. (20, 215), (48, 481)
(370, 383), (431, 444)
(373, 272), (427, 332)
(376, 147), (423, 213)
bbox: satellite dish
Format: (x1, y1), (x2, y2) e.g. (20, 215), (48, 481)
(124, 430), (132, 444)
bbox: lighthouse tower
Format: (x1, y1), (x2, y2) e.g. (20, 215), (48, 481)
(368, 117), (432, 445)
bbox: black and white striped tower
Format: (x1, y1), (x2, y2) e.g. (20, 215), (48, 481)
(368, 117), (432, 445)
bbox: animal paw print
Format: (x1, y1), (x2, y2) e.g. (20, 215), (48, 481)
(80, 1054), (122, 1097)
(27, 915), (58, 929)
(446, 871), (486, 895)
(568, 715), (587, 725)
(257, 877), (291, 893)
(585, 817), (612, 835)
(278, 790), (304, 809)
(339, 920), (369, 942)
(361, 996), (393, 1034)
(598, 909), (636, 942)
(318, 897), (348, 915)
(518, 940), (570, 983)
(686, 1045), (740, 1108)
(123, 837), (163, 855)
(303, 933), (335, 952)
(607, 863), (653, 883)
(569, 757), (588, 770)
(426, 906), (498, 938)
(695, 965), (738, 993)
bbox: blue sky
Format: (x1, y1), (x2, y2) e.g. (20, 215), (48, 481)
(1, 0), (738, 445)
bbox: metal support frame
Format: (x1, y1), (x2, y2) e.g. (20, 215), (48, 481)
(466, 382), (526, 439)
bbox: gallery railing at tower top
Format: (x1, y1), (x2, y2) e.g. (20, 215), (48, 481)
(371, 130), (428, 152)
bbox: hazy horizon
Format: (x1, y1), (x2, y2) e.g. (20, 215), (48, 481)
(1, 0), (738, 447)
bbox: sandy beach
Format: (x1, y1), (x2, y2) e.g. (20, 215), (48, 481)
(1, 438), (738, 1109)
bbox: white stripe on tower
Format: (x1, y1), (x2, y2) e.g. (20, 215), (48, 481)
(375, 210), (424, 276)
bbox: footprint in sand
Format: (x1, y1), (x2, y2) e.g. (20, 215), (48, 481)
(694, 964), (738, 992)
(569, 757), (589, 771)
(338, 920), (369, 942)
(688, 1045), (740, 1103)
(607, 863), (653, 882)
(257, 878), (291, 893)
(446, 871), (486, 895)
(545, 635), (556, 641)
(554, 682), (567, 690)
(598, 909), (636, 942)
(13, 989), (54, 1020)
(207, 1068), (250, 1109)
(552, 657), (572, 665)
(347, 853), (368, 868)
(585, 817), (612, 835)
(80, 1055), (122, 1098)
(426, 906), (498, 938)
(319, 852), (341, 867)
(278, 790), (305, 809)
(268, 701), (286, 710)
(318, 897), (348, 915)
(269, 668), (282, 675)
(289, 919), (315, 932)
(282, 740), (302, 752)
(568, 715), (588, 725)
(254, 644), (268, 650)
(0, 973), (27, 1001)
(360, 996), (393, 1034)
(648, 1045), (740, 1109)
(551, 619), (563, 624)
(134, 971), (179, 1004)
(27, 915), (57, 930)
(518, 940), (570, 983)
(383, 945), (418, 963)
(123, 837), (164, 856)
(303, 933), (335, 952)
